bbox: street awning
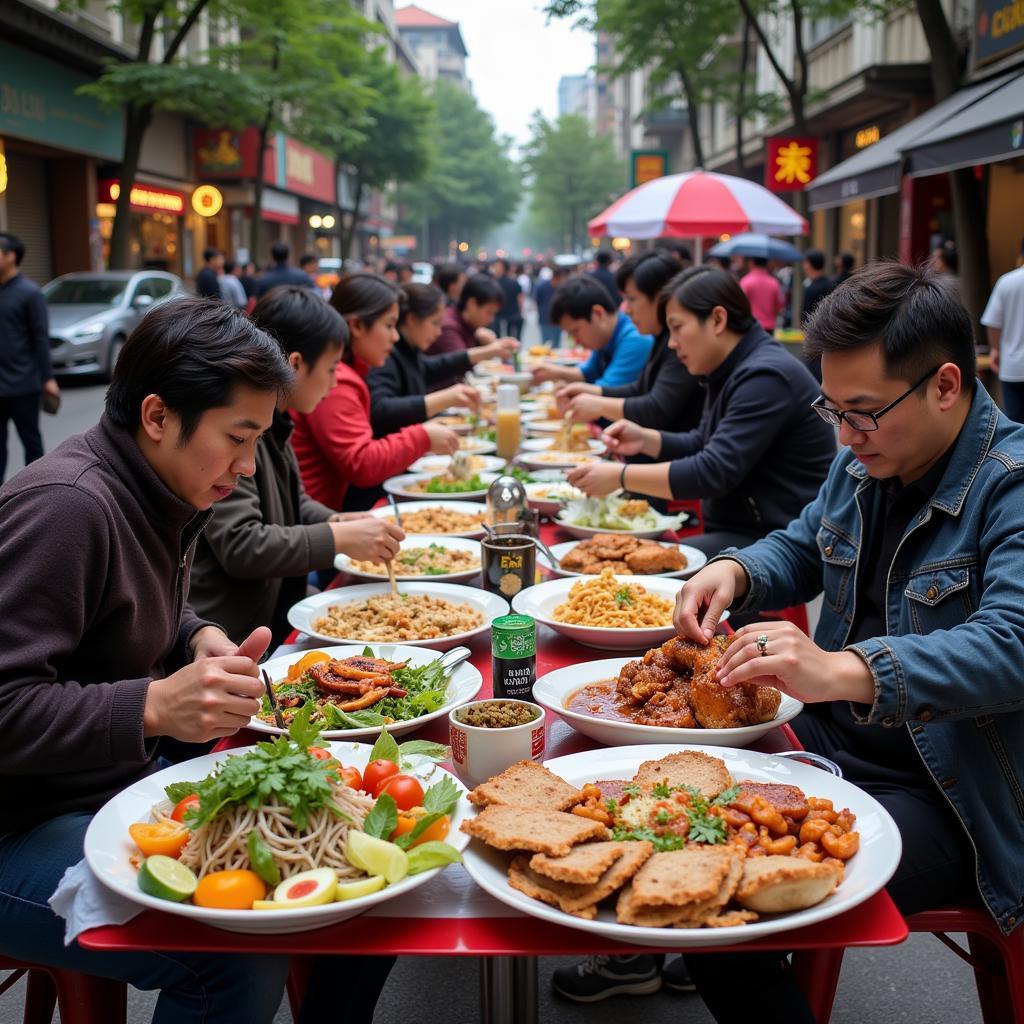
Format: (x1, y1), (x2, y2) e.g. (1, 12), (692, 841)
(807, 71), (1019, 210)
(905, 70), (1024, 176)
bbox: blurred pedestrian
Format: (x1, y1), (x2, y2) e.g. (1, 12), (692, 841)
(0, 232), (58, 481)
(588, 250), (620, 304)
(299, 253), (319, 282)
(534, 265), (566, 345)
(239, 259), (259, 300)
(433, 263), (466, 305)
(492, 257), (523, 338)
(932, 242), (960, 297)
(658, 239), (693, 269)
(832, 251), (854, 286)
(381, 261), (400, 283)
(982, 261), (1024, 422)
(219, 259), (247, 309)
(738, 257), (784, 332)
(801, 249), (836, 323)
(195, 247), (223, 299)
(396, 263), (414, 285)
(254, 242), (315, 300)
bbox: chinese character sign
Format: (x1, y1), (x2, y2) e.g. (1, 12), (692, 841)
(765, 137), (819, 193)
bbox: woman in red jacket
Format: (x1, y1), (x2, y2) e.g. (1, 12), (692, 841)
(291, 274), (460, 510)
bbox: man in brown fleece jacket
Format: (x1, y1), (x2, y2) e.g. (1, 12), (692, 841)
(0, 298), (296, 1022)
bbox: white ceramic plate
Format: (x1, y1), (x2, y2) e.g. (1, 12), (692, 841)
(430, 416), (474, 434)
(459, 439), (498, 456)
(520, 437), (605, 453)
(524, 481), (585, 516)
(369, 500), (491, 539)
(383, 472), (500, 502)
(532, 658), (802, 748)
(288, 582), (509, 651)
(462, 743), (901, 948)
(85, 744), (472, 934)
(249, 643), (483, 739)
(554, 510), (688, 541)
(510, 574), (684, 651)
(335, 536), (482, 584)
(408, 454), (507, 475)
(538, 540), (708, 580)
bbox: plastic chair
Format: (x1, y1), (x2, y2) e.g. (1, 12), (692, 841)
(797, 904), (1024, 1023)
(0, 957), (126, 1024)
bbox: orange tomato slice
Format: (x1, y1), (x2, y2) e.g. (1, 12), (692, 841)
(192, 870), (267, 910)
(390, 812), (450, 847)
(287, 650), (331, 682)
(129, 821), (190, 858)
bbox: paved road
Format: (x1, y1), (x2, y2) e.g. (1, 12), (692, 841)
(0, 311), (986, 1023)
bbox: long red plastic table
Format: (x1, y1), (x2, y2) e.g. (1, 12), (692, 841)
(80, 521), (908, 1023)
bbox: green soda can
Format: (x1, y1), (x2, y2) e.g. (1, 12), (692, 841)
(491, 614), (537, 701)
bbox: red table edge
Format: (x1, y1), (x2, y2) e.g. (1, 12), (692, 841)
(78, 890), (906, 956)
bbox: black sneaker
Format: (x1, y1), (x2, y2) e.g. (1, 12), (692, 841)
(661, 956), (697, 993)
(551, 954), (662, 1002)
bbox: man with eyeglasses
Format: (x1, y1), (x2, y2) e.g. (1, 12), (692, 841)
(671, 261), (1024, 1024)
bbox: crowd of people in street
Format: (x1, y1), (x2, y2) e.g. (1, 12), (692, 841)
(2, 218), (1024, 1023)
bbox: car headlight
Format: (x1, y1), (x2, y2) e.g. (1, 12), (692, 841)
(70, 321), (107, 343)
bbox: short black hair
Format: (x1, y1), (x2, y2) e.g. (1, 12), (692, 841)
(616, 250), (679, 300)
(330, 273), (401, 328)
(492, 257), (509, 273)
(251, 285), (347, 366)
(106, 296), (292, 442)
(433, 263), (464, 293)
(658, 266), (755, 334)
(595, 251), (613, 267)
(399, 282), (444, 324)
(202, 247), (220, 263)
(936, 244), (959, 273)
(657, 239), (692, 263)
(804, 261), (975, 389)
(549, 275), (616, 323)
(804, 249), (826, 271)
(457, 273), (503, 312)
(299, 253), (318, 268)
(837, 252), (855, 272)
(751, 256), (769, 268)
(0, 233), (26, 265)
(224, 259), (238, 274)
(271, 241), (289, 264)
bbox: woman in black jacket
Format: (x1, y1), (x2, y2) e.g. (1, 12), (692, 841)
(557, 250), (702, 431)
(367, 284), (516, 436)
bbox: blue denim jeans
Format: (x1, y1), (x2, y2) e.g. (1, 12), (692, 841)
(0, 812), (291, 1024)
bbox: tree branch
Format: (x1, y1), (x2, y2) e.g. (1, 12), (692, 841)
(790, 0), (808, 129)
(736, 0), (793, 93)
(162, 0), (213, 65)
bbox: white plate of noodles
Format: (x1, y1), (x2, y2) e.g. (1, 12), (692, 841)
(288, 582), (509, 650)
(84, 741), (472, 934)
(511, 569), (702, 651)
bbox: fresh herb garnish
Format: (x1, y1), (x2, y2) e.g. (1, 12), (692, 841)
(655, 808), (671, 826)
(369, 728), (401, 765)
(651, 781), (672, 799)
(164, 780), (200, 803)
(604, 798), (619, 816)
(362, 792), (398, 840)
(614, 586), (634, 606)
(612, 825), (687, 852)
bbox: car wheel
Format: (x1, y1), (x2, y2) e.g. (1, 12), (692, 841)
(105, 334), (126, 380)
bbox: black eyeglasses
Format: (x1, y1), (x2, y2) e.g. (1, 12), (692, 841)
(811, 366), (942, 432)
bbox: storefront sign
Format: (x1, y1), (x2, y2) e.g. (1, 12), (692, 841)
(381, 235), (417, 250)
(975, 0), (1024, 66)
(765, 136), (819, 192)
(192, 185), (224, 217)
(0, 138), (7, 195)
(99, 180), (186, 216)
(631, 150), (668, 188)
(855, 125), (882, 149)
(193, 127), (334, 202)
(0, 41), (122, 160)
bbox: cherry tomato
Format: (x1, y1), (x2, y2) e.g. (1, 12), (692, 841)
(170, 794), (200, 824)
(362, 759), (399, 796)
(308, 747), (334, 761)
(192, 870), (266, 910)
(337, 766), (363, 790)
(129, 821), (190, 858)
(376, 774), (424, 811)
(391, 812), (450, 846)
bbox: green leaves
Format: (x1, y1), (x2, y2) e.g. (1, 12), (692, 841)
(362, 793), (398, 841)
(247, 829), (282, 886)
(398, 741), (451, 767)
(369, 729), (401, 766)
(614, 586), (635, 607)
(407, 842), (463, 875)
(422, 776), (460, 817)
(164, 781), (199, 804)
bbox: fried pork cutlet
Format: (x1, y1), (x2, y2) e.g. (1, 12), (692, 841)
(467, 760), (582, 811)
(529, 841), (627, 884)
(461, 805), (609, 856)
(629, 846), (736, 909)
(624, 544), (685, 574)
(632, 750), (733, 799)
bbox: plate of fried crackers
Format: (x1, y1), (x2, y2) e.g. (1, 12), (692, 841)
(460, 746), (901, 947)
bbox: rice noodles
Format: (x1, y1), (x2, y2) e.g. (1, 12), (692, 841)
(176, 783), (375, 880)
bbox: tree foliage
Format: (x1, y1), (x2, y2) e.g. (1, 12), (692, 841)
(522, 113), (624, 252)
(397, 81), (520, 258)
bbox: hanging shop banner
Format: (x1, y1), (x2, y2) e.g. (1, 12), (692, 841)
(765, 136), (819, 193)
(975, 0), (1024, 67)
(631, 150), (669, 188)
(98, 179), (186, 216)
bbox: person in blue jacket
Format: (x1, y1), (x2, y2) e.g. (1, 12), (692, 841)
(530, 276), (652, 390)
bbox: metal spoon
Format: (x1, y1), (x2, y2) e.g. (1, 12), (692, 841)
(437, 646), (472, 673)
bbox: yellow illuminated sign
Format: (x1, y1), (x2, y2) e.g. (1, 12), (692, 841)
(109, 181), (185, 214)
(0, 138), (7, 195)
(855, 126), (881, 149)
(191, 185), (224, 217)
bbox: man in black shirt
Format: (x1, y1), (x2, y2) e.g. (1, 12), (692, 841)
(0, 232), (58, 481)
(588, 249), (620, 304)
(253, 242), (316, 299)
(492, 258), (522, 339)
(800, 248), (835, 323)
(194, 247), (223, 299)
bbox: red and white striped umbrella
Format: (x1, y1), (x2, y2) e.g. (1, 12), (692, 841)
(588, 170), (807, 239)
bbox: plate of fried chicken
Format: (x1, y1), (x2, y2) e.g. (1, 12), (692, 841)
(538, 536), (707, 579)
(533, 637), (802, 747)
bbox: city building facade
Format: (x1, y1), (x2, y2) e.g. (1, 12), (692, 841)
(394, 4), (470, 92)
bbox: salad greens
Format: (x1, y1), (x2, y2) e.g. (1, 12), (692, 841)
(559, 495), (685, 532)
(423, 474), (486, 494)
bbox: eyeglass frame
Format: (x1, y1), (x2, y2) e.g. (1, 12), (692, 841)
(810, 365), (943, 432)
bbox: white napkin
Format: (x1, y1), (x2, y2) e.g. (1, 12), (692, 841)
(49, 859), (142, 945)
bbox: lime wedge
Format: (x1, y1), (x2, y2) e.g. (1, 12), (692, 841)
(335, 874), (387, 901)
(345, 831), (409, 884)
(138, 855), (198, 903)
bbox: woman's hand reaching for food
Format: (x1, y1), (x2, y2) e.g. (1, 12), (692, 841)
(566, 459), (623, 497)
(674, 559), (748, 641)
(424, 422), (460, 455)
(601, 419), (661, 458)
(332, 515), (404, 562)
(555, 382), (600, 413)
(715, 622), (875, 706)
(564, 392), (610, 424)
(474, 337), (519, 362)
(427, 382), (479, 415)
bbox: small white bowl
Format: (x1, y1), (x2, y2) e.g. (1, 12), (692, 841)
(448, 699), (546, 789)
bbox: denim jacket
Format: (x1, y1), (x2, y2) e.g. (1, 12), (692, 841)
(723, 385), (1024, 934)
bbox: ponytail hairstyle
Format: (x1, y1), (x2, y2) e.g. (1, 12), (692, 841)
(658, 266), (755, 334)
(399, 283), (445, 326)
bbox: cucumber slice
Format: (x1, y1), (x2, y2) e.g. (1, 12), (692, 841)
(138, 855), (198, 903)
(345, 831), (409, 884)
(335, 874), (387, 901)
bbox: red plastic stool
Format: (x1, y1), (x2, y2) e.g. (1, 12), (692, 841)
(795, 904), (1024, 1023)
(666, 499), (703, 538)
(0, 958), (126, 1024)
